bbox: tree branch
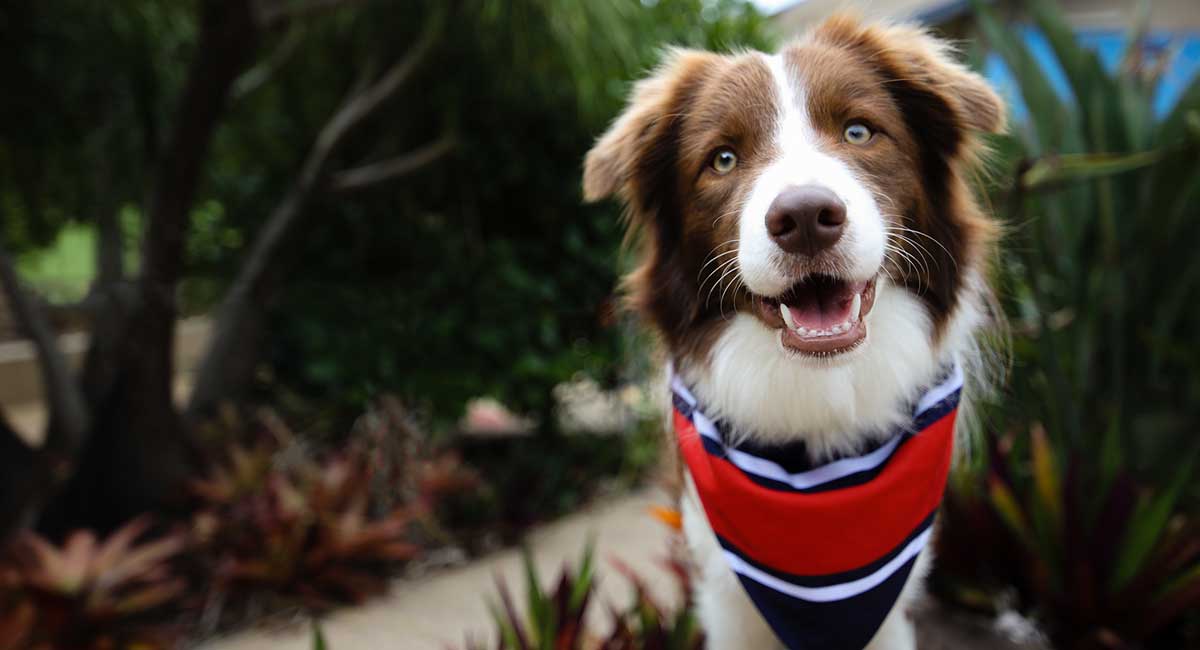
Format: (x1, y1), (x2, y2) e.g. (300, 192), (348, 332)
(329, 133), (456, 192)
(0, 242), (89, 456)
(188, 7), (446, 416)
(120, 0), (259, 418)
(232, 24), (303, 101)
(140, 0), (260, 301)
(307, 7), (445, 172)
(256, 0), (365, 28)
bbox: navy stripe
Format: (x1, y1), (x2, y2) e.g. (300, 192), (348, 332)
(738, 550), (919, 650)
(699, 432), (728, 459)
(911, 388), (960, 432)
(714, 510), (937, 589)
(672, 391), (694, 419)
(734, 432), (894, 475)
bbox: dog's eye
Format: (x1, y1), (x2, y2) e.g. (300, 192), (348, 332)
(843, 123), (873, 145)
(710, 148), (738, 174)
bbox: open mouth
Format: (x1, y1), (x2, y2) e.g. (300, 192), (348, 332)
(755, 274), (878, 356)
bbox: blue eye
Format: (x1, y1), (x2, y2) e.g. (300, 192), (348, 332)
(711, 148), (738, 174)
(844, 123), (873, 145)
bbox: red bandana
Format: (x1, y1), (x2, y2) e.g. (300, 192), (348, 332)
(672, 365), (960, 650)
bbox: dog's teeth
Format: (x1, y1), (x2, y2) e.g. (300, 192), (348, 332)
(851, 293), (862, 322)
(796, 326), (809, 337)
(832, 323), (845, 334)
(780, 303), (797, 329)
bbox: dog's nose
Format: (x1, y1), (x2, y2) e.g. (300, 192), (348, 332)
(765, 185), (847, 255)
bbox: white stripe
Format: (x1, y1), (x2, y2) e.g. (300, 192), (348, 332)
(671, 374), (697, 408)
(914, 363), (963, 416)
(723, 526), (933, 603)
(692, 410), (722, 443)
(725, 433), (903, 490)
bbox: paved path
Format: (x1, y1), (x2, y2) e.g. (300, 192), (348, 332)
(201, 490), (680, 650)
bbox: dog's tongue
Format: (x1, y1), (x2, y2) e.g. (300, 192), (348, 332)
(783, 278), (856, 330)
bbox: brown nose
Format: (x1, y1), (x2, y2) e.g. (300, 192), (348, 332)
(765, 185), (847, 255)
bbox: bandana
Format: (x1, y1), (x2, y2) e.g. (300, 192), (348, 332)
(672, 364), (961, 650)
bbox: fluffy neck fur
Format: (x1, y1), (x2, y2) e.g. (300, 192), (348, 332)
(675, 276), (988, 462)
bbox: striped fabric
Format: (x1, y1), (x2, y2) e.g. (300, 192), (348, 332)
(673, 365), (962, 650)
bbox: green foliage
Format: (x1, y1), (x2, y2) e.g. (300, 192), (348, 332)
(2, 0), (770, 430)
(0, 1), (190, 253)
(443, 421), (662, 550)
(970, 0), (1200, 469)
(311, 619), (328, 650)
(233, 0), (773, 426)
(937, 1), (1200, 646)
(465, 543), (703, 650)
(939, 426), (1200, 648)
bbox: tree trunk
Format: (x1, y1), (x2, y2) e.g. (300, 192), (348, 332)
(0, 409), (48, 539)
(44, 0), (261, 531)
(95, 207), (123, 289)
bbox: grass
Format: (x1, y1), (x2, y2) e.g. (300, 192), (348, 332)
(16, 224), (96, 303)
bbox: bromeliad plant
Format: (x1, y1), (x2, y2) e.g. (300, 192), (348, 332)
(936, 1), (1200, 647)
(187, 411), (434, 624)
(0, 518), (188, 650)
(190, 440), (421, 616)
(938, 425), (1200, 648)
(465, 542), (703, 650)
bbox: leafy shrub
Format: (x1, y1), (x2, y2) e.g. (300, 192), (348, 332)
(935, 1), (1200, 647)
(446, 419), (663, 551)
(240, 0), (773, 428)
(0, 518), (187, 650)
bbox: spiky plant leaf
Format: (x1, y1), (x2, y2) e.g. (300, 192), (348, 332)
(1111, 446), (1200, 591)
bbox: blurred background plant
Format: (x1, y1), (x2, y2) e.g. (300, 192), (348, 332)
(931, 1), (1200, 648)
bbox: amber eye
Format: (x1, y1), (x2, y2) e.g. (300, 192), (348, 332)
(710, 148), (738, 174)
(844, 123), (873, 145)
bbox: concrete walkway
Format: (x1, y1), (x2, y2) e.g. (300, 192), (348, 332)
(201, 490), (680, 650)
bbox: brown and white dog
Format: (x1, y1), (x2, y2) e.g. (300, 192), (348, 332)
(583, 15), (1005, 650)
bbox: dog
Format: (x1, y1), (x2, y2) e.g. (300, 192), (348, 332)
(583, 14), (1005, 650)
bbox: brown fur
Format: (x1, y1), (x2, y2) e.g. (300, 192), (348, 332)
(584, 15), (1004, 361)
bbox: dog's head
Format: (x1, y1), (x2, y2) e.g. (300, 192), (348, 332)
(585, 16), (1002, 389)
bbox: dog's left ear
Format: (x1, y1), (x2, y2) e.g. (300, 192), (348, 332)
(814, 15), (1007, 139)
(890, 25), (1007, 136)
(583, 48), (719, 204)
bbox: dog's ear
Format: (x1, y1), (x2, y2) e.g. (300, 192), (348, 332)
(812, 15), (1007, 140)
(583, 49), (718, 203)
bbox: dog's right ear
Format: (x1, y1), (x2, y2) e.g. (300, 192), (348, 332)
(583, 49), (717, 203)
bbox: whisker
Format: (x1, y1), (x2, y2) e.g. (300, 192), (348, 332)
(888, 224), (959, 270)
(713, 263), (742, 316)
(703, 258), (740, 308)
(696, 248), (739, 282)
(885, 230), (936, 273)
